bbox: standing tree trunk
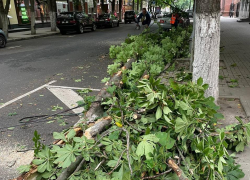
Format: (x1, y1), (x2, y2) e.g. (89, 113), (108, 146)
(0, 0), (10, 37)
(137, 0), (139, 12)
(132, 0), (134, 11)
(119, 0), (122, 21)
(48, 0), (57, 31)
(101, 0), (105, 13)
(112, 0), (115, 13)
(30, 0), (36, 35)
(140, 0), (142, 11)
(192, 0), (220, 102)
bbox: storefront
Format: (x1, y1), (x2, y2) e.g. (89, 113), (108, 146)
(4, 0), (68, 29)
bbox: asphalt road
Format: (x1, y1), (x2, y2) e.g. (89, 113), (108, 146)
(0, 22), (153, 179)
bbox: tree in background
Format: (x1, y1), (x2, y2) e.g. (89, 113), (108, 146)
(112, 0), (115, 13)
(30, 0), (36, 35)
(0, 0), (10, 36)
(119, 0), (122, 21)
(192, 0), (220, 102)
(48, 0), (57, 31)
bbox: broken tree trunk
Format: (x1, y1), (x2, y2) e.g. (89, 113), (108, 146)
(74, 58), (136, 127)
(167, 158), (188, 180)
(84, 116), (112, 139)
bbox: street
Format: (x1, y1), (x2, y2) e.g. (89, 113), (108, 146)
(0, 23), (150, 179)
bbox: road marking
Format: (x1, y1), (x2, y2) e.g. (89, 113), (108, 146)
(0, 80), (57, 109)
(7, 46), (21, 49)
(47, 87), (84, 115)
(47, 85), (100, 91)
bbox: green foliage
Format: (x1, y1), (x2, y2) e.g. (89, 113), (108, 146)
(24, 26), (248, 180)
(77, 89), (95, 112)
(17, 165), (31, 173)
(33, 130), (43, 155)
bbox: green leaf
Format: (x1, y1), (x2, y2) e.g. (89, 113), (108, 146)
(169, 79), (179, 90)
(197, 77), (203, 86)
(235, 116), (244, 125)
(156, 132), (175, 149)
(54, 144), (81, 168)
(175, 117), (189, 133)
(179, 101), (190, 110)
(214, 113), (224, 120)
(107, 160), (118, 168)
(164, 115), (173, 124)
(109, 130), (120, 140)
(136, 134), (159, 159)
(53, 132), (67, 142)
(163, 106), (172, 115)
(17, 165), (31, 173)
(218, 160), (223, 174)
(202, 84), (209, 90)
(244, 122), (250, 143)
(67, 129), (76, 139)
(156, 106), (162, 120)
(235, 142), (245, 152)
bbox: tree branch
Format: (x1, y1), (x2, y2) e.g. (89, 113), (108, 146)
(108, 149), (126, 175)
(142, 168), (172, 179)
(122, 128), (133, 175)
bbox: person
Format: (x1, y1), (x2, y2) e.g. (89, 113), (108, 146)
(229, 10), (234, 18)
(136, 8), (151, 28)
(170, 13), (177, 28)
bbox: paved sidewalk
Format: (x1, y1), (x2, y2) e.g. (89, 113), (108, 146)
(7, 27), (59, 42)
(219, 17), (250, 115)
(219, 17), (250, 180)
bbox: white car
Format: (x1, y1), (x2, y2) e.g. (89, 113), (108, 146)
(186, 10), (193, 17)
(157, 13), (172, 30)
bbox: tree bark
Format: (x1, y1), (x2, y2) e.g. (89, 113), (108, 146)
(167, 158), (188, 180)
(48, 0), (57, 31)
(0, 13), (8, 36)
(30, 0), (36, 35)
(192, 0), (220, 102)
(0, 0), (10, 36)
(132, 0), (134, 11)
(140, 0), (142, 11)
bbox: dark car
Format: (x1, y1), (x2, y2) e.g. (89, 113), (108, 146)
(0, 29), (7, 48)
(56, 12), (96, 34)
(124, 11), (136, 24)
(96, 14), (119, 28)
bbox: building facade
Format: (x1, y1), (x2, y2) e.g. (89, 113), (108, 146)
(220, 0), (241, 17)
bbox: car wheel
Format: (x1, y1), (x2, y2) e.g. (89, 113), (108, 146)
(92, 24), (96, 31)
(0, 35), (6, 48)
(117, 22), (119, 27)
(60, 30), (66, 35)
(125, 20), (127, 24)
(77, 24), (84, 34)
(129, 21), (131, 23)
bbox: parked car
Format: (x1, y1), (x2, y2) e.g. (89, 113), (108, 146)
(186, 9), (193, 18)
(157, 13), (172, 30)
(124, 10), (136, 24)
(96, 14), (119, 28)
(56, 11), (96, 35)
(0, 29), (7, 48)
(156, 13), (163, 19)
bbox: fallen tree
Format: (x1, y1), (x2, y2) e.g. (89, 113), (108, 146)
(16, 27), (249, 180)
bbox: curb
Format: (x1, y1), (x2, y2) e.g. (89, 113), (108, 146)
(7, 32), (60, 42)
(219, 95), (250, 118)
